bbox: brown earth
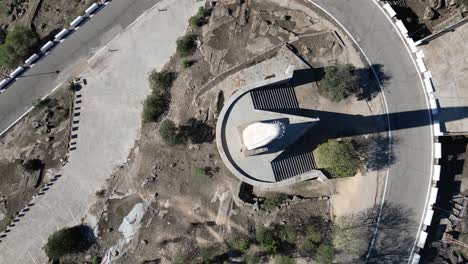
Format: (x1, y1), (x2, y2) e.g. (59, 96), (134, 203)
(74, 1), (388, 263)
(0, 86), (73, 231)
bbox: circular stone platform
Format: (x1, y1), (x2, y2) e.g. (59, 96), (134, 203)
(216, 72), (326, 188)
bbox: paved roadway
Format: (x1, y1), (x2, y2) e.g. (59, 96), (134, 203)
(310, 0), (432, 261)
(0, 0), (161, 134)
(0, 0), (432, 262)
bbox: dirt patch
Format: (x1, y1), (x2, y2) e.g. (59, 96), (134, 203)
(0, 86), (72, 231)
(67, 0), (389, 262)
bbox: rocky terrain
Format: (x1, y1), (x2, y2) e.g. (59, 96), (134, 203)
(54, 0), (389, 263)
(390, 0), (468, 40)
(0, 85), (73, 232)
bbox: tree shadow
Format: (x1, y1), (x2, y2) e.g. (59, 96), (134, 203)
(292, 64), (391, 102)
(353, 134), (397, 171)
(336, 202), (417, 263)
(355, 64), (391, 101)
(180, 118), (215, 144)
(365, 203), (417, 263)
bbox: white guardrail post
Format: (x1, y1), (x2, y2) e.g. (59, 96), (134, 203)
(0, 2), (107, 95)
(375, 1), (443, 263)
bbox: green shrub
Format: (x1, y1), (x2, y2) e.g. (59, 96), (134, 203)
(315, 140), (359, 177)
(305, 226), (322, 244)
(255, 227), (279, 254)
(189, 7), (210, 28)
(95, 189), (105, 198)
(92, 256), (101, 264)
(142, 93), (167, 122)
(273, 255), (295, 264)
(189, 15), (204, 28)
(148, 70), (173, 93)
(0, 26), (38, 68)
(197, 7), (209, 17)
(34, 98), (52, 108)
(43, 225), (94, 260)
(181, 59), (194, 68)
(195, 167), (206, 177)
(301, 225), (322, 254)
(176, 34), (197, 57)
(228, 235), (251, 252)
(315, 244), (335, 264)
(159, 119), (183, 145)
(174, 253), (190, 264)
(198, 247), (216, 264)
(245, 254), (261, 264)
(263, 194), (286, 211)
(279, 224), (296, 244)
(318, 64), (359, 102)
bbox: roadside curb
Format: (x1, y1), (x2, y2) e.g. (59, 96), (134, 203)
(374, 1), (440, 263)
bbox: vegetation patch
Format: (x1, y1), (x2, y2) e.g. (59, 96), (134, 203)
(44, 225), (95, 260)
(273, 255), (296, 264)
(176, 34), (197, 57)
(0, 26), (38, 68)
(148, 70), (174, 93)
(189, 7), (210, 28)
(142, 70), (175, 122)
(318, 64), (359, 102)
(263, 193), (287, 211)
(159, 119), (184, 145)
(181, 59), (195, 68)
(255, 227), (279, 254)
(314, 139), (360, 177)
(142, 92), (168, 122)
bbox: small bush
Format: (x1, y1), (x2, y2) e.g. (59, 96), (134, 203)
(228, 236), (251, 252)
(159, 119), (183, 145)
(174, 253), (190, 264)
(255, 227), (279, 254)
(195, 167), (206, 177)
(181, 59), (194, 68)
(2, 215), (13, 227)
(301, 225), (322, 254)
(148, 70), (173, 93)
(315, 140), (359, 177)
(189, 15), (204, 28)
(246, 254), (261, 264)
(176, 34), (197, 57)
(279, 224), (296, 244)
(273, 255), (295, 264)
(0, 26), (38, 68)
(318, 64), (359, 102)
(95, 189), (105, 198)
(142, 93), (168, 122)
(22, 159), (43, 172)
(44, 225), (94, 260)
(315, 244), (335, 264)
(263, 194), (286, 211)
(189, 7), (210, 28)
(198, 247), (216, 263)
(34, 98), (52, 108)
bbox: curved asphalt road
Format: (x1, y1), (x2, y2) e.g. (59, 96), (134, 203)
(0, 0), (432, 262)
(0, 0), (161, 135)
(310, 0), (432, 261)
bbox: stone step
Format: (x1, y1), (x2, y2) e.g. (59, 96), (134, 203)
(271, 152), (316, 182)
